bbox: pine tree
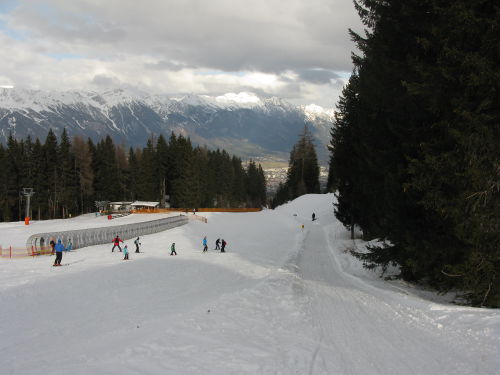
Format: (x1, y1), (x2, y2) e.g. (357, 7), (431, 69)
(156, 134), (170, 207)
(72, 136), (93, 214)
(31, 138), (46, 220)
(230, 156), (246, 206)
(59, 129), (78, 218)
(93, 136), (121, 201)
(44, 129), (60, 219)
(329, 0), (499, 306)
(0, 144), (8, 221)
(289, 126), (320, 198)
(138, 137), (158, 201)
(127, 147), (140, 201)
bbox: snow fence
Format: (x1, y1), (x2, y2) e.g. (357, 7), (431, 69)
(26, 215), (189, 254)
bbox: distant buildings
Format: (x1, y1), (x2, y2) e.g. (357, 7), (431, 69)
(263, 166), (329, 194)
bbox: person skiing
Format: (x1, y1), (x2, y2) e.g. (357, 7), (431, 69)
(50, 239), (56, 255)
(134, 237), (141, 253)
(53, 239), (65, 266)
(215, 238), (220, 250)
(123, 245), (129, 260)
(112, 235), (123, 252)
(170, 242), (177, 256)
(66, 240), (73, 251)
(202, 236), (208, 252)
(312, 212), (316, 221)
(220, 239), (227, 253)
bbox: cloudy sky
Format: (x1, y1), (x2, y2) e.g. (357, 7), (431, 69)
(0, 0), (362, 108)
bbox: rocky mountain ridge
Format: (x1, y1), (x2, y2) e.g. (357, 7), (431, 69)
(0, 88), (334, 163)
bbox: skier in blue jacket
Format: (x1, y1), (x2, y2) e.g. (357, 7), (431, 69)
(123, 245), (129, 260)
(53, 239), (65, 266)
(202, 236), (208, 252)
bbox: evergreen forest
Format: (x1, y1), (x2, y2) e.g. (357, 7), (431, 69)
(327, 0), (499, 306)
(0, 130), (267, 222)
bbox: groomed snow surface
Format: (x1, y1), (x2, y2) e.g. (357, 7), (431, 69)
(0, 194), (498, 374)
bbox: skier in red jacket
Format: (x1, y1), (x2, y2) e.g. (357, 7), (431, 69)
(112, 235), (123, 252)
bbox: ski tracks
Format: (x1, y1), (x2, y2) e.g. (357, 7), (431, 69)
(292, 222), (495, 375)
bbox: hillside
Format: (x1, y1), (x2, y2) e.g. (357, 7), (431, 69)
(0, 194), (498, 374)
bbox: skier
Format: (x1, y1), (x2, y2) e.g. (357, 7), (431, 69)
(66, 240), (73, 251)
(203, 236), (208, 252)
(53, 239), (65, 266)
(50, 239), (56, 255)
(134, 237), (141, 253)
(215, 238), (220, 250)
(312, 212), (316, 221)
(170, 242), (177, 256)
(112, 235), (123, 252)
(123, 245), (129, 260)
(220, 239), (227, 253)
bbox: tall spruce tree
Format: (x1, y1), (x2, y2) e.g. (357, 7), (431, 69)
(287, 126), (320, 198)
(59, 129), (78, 218)
(329, 0), (499, 306)
(72, 136), (93, 214)
(44, 129), (59, 219)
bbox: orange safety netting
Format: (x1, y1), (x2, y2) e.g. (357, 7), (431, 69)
(0, 245), (53, 258)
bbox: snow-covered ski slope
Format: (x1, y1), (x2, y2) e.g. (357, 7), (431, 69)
(0, 194), (498, 374)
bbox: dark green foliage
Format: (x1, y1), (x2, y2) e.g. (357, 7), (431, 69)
(245, 160), (267, 207)
(329, 0), (499, 306)
(59, 129), (79, 218)
(272, 125), (320, 207)
(0, 129), (265, 223)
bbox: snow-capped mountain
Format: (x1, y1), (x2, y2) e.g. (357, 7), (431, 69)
(0, 88), (334, 163)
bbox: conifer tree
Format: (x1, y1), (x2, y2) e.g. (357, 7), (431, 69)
(329, 0), (499, 306)
(287, 126), (320, 198)
(44, 129), (59, 219)
(230, 156), (246, 206)
(127, 147), (140, 201)
(0, 145), (8, 221)
(156, 135), (170, 207)
(59, 129), (78, 218)
(31, 138), (46, 220)
(72, 136), (93, 214)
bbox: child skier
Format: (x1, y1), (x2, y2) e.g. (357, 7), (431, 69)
(134, 237), (141, 253)
(170, 243), (177, 256)
(202, 236), (208, 252)
(50, 239), (56, 255)
(123, 245), (129, 260)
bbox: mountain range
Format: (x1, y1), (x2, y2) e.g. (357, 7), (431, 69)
(0, 88), (334, 164)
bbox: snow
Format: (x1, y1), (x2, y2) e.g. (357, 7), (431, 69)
(0, 87), (336, 118)
(303, 103), (335, 121)
(215, 92), (262, 108)
(0, 194), (498, 374)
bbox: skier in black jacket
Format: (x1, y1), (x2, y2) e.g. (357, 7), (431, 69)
(134, 237), (141, 253)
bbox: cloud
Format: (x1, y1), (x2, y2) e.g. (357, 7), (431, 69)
(0, 0), (362, 106)
(91, 74), (120, 87)
(296, 69), (340, 84)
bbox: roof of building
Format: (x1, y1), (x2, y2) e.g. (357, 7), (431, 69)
(130, 201), (160, 207)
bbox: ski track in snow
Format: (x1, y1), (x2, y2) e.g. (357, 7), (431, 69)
(0, 194), (498, 374)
